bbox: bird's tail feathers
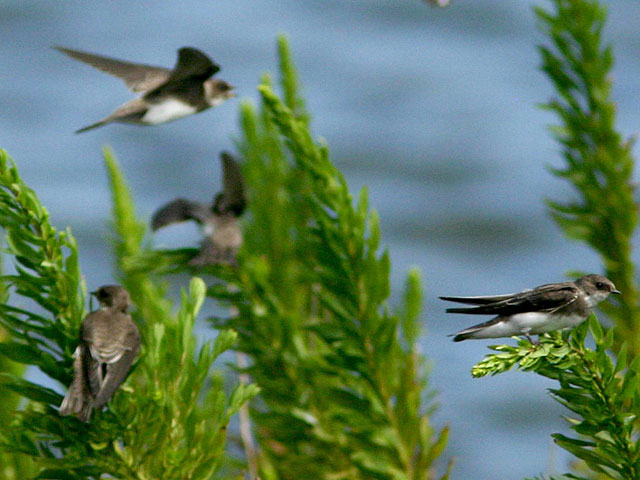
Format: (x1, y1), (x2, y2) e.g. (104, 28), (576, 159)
(449, 317), (504, 342)
(59, 348), (93, 421)
(76, 119), (109, 133)
(59, 383), (92, 422)
(449, 328), (479, 342)
(446, 306), (479, 314)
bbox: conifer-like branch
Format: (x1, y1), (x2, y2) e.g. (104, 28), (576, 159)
(537, 0), (639, 352)
(0, 146), (257, 478)
(221, 36), (450, 480)
(467, 2), (640, 477)
(134, 35), (450, 479)
(473, 320), (640, 479)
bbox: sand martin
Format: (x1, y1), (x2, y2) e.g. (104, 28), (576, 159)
(60, 285), (140, 422)
(440, 274), (620, 342)
(55, 46), (234, 133)
(151, 151), (246, 266)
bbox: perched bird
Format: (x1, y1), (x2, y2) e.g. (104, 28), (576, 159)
(60, 285), (140, 422)
(151, 151), (246, 266)
(54, 46), (234, 133)
(441, 274), (620, 342)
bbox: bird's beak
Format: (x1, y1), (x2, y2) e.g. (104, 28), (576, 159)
(612, 289), (622, 295)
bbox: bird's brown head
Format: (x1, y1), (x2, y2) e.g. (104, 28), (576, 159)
(91, 285), (131, 312)
(576, 274), (620, 307)
(205, 79), (235, 104)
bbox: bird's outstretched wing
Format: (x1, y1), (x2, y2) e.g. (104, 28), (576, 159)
(151, 198), (211, 230)
(168, 47), (219, 82)
(54, 46), (171, 92)
(440, 282), (579, 315)
(144, 47), (219, 102)
(218, 152), (247, 216)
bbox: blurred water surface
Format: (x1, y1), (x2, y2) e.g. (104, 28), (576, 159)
(1, 0), (639, 478)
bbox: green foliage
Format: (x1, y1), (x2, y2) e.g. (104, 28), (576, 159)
(473, 318), (640, 479)
(224, 35), (448, 480)
(0, 148), (86, 476)
(0, 146), (257, 478)
(0, 253), (37, 479)
(478, 0), (640, 477)
(102, 151), (260, 479)
(536, 0), (640, 353)
(133, 35), (449, 479)
(525, 476), (581, 480)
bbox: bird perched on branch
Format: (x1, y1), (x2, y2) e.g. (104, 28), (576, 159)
(54, 46), (234, 133)
(60, 285), (140, 422)
(151, 151), (247, 266)
(441, 274), (620, 342)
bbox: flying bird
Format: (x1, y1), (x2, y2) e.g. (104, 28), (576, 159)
(60, 285), (140, 422)
(440, 274), (620, 342)
(151, 151), (246, 266)
(54, 46), (234, 133)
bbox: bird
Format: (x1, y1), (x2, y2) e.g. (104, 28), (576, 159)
(440, 274), (620, 342)
(151, 151), (246, 266)
(59, 285), (140, 422)
(54, 46), (234, 133)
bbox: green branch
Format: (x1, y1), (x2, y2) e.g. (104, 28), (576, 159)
(473, 319), (640, 479)
(217, 36), (449, 480)
(0, 146), (257, 478)
(102, 149), (259, 479)
(537, 0), (639, 353)
(133, 35), (450, 480)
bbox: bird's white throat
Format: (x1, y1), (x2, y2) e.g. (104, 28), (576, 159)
(584, 291), (609, 308)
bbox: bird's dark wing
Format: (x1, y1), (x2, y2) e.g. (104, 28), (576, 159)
(54, 46), (171, 92)
(144, 48), (219, 102)
(80, 311), (105, 396)
(93, 321), (140, 407)
(218, 152), (247, 215)
(440, 282), (579, 315)
(93, 346), (139, 408)
(151, 199), (211, 230)
(439, 293), (518, 306)
(81, 311), (140, 407)
(168, 47), (219, 82)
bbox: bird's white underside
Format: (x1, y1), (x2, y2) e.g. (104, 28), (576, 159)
(142, 99), (198, 124)
(204, 217), (243, 248)
(468, 311), (586, 339)
(207, 96), (226, 108)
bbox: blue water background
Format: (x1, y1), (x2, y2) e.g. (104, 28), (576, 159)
(1, 0), (639, 478)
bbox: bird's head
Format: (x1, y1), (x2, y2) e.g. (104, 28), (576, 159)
(91, 285), (131, 312)
(576, 274), (620, 307)
(205, 79), (235, 106)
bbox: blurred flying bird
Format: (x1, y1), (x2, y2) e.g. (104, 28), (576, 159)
(60, 285), (140, 422)
(54, 46), (234, 133)
(151, 151), (246, 266)
(441, 274), (620, 342)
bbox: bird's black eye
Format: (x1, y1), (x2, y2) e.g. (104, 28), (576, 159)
(219, 82), (230, 92)
(596, 282), (604, 289)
